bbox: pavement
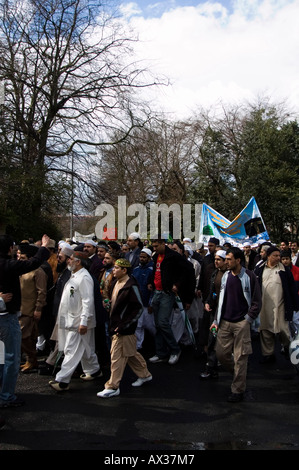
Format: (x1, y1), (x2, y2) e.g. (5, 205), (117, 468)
(1, 337), (299, 454)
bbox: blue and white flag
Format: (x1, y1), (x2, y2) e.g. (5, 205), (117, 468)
(199, 197), (270, 245)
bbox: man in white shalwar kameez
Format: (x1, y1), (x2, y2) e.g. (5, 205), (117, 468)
(49, 251), (100, 391)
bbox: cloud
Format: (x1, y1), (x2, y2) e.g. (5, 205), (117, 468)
(119, 0), (299, 118)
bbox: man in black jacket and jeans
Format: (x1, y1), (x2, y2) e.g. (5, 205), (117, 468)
(148, 237), (196, 365)
(0, 234), (50, 408)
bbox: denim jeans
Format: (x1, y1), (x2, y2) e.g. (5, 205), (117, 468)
(0, 313), (22, 403)
(151, 290), (180, 357)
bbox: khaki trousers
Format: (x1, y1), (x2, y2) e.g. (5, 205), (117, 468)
(216, 319), (252, 394)
(260, 329), (290, 356)
(105, 334), (150, 390)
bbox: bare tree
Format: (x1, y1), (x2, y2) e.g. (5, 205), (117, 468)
(95, 116), (198, 207)
(0, 0), (161, 237)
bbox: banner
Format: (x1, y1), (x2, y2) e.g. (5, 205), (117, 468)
(199, 197), (270, 245)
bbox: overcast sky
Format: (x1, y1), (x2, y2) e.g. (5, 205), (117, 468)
(117, 0), (299, 119)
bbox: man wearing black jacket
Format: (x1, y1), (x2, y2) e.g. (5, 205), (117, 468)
(148, 237), (196, 365)
(0, 234), (50, 408)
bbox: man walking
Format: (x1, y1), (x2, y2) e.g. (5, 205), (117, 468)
(125, 232), (142, 269)
(39, 243), (74, 376)
(84, 239), (104, 279)
(200, 250), (227, 379)
(18, 243), (48, 373)
(148, 236), (196, 365)
(49, 251), (100, 391)
(211, 247), (262, 402)
(97, 258), (151, 398)
(255, 245), (298, 363)
(133, 248), (156, 350)
(0, 234), (50, 408)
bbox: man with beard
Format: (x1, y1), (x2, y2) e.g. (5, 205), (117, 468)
(84, 239), (104, 279)
(39, 243), (74, 376)
(255, 245), (298, 364)
(242, 242), (257, 271)
(125, 232), (143, 270)
(49, 251), (100, 391)
(99, 252), (118, 302)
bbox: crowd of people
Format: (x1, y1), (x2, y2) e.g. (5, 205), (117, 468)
(0, 231), (299, 428)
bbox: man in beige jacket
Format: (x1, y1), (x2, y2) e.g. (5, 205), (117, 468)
(19, 244), (48, 373)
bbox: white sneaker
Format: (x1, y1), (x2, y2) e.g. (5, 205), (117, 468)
(97, 388), (120, 398)
(132, 375), (153, 387)
(149, 355), (168, 363)
(168, 351), (181, 365)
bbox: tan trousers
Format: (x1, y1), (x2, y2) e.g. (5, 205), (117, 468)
(216, 319), (252, 394)
(105, 334), (151, 390)
(260, 329), (290, 356)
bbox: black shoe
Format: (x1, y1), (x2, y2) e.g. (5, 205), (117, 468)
(199, 369), (218, 380)
(38, 364), (54, 376)
(0, 416), (6, 428)
(0, 398), (26, 408)
(259, 355), (276, 364)
(227, 392), (244, 403)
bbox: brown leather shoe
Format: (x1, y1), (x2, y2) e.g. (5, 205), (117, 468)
(20, 362), (39, 373)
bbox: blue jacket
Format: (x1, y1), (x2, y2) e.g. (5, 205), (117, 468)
(215, 267), (262, 325)
(133, 261), (154, 307)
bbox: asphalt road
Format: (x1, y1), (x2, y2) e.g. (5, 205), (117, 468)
(1, 336), (299, 455)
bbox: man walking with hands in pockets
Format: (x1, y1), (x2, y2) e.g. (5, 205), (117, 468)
(210, 247), (262, 403)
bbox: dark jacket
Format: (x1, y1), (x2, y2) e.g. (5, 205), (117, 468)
(205, 268), (226, 313)
(108, 276), (143, 336)
(133, 261), (154, 307)
(52, 268), (71, 318)
(198, 253), (216, 299)
(91, 273), (108, 325)
(88, 254), (104, 279)
(0, 247), (50, 314)
(125, 247), (142, 270)
(149, 246), (196, 305)
(254, 262), (299, 321)
(244, 250), (257, 271)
